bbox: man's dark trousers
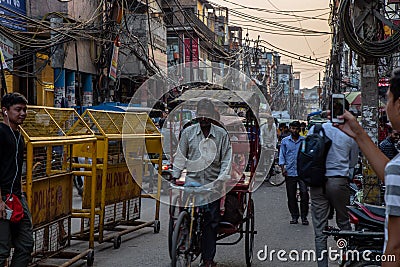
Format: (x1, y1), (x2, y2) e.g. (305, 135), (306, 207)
(0, 196), (34, 266)
(202, 200), (220, 261)
(285, 176), (309, 220)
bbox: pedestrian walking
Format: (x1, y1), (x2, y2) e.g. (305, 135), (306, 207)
(308, 100), (359, 267)
(299, 121), (308, 137)
(0, 92), (34, 267)
(259, 116), (277, 174)
(278, 122), (290, 142)
(335, 68), (400, 267)
(379, 126), (400, 160)
(379, 117), (390, 143)
(279, 120), (309, 225)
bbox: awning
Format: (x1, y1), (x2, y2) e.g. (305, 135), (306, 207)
(344, 91), (387, 107)
(344, 91), (361, 105)
(173, 89), (261, 114)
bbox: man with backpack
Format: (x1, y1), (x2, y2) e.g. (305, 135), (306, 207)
(306, 102), (359, 267)
(279, 120), (309, 225)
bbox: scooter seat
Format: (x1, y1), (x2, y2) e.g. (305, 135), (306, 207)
(364, 203), (386, 218)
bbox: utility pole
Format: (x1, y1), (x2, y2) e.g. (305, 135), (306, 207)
(318, 72), (321, 110)
(345, 0), (381, 204)
(360, 59), (380, 205)
(357, 0), (381, 205)
(289, 65), (293, 119)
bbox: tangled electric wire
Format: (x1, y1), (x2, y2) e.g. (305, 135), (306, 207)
(339, 0), (400, 58)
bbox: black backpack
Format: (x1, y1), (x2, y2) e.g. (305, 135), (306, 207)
(297, 124), (332, 187)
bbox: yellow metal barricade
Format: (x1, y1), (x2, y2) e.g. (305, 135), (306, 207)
(20, 106), (96, 266)
(71, 110), (162, 249)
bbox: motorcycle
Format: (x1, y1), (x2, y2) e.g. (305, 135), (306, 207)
(323, 201), (385, 267)
(348, 201), (385, 232)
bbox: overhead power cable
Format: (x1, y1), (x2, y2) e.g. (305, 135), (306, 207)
(339, 0), (400, 58)
(214, 0), (330, 13)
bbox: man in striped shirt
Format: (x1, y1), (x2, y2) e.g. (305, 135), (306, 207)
(384, 156), (400, 256)
(337, 68), (400, 266)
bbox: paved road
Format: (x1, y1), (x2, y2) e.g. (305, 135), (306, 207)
(62, 181), (338, 266)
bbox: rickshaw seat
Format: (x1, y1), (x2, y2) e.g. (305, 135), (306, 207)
(232, 142), (250, 154)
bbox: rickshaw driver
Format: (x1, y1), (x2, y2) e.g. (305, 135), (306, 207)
(172, 98), (232, 267)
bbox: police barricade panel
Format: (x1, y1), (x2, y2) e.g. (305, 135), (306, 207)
(30, 173), (73, 226)
(19, 106), (96, 266)
(81, 161), (142, 208)
(72, 109), (162, 246)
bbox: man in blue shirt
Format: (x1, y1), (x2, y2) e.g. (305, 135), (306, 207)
(279, 120), (309, 225)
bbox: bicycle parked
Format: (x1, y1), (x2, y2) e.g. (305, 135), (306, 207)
(264, 147), (285, 186)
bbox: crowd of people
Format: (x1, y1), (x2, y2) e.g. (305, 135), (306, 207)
(275, 68), (400, 266)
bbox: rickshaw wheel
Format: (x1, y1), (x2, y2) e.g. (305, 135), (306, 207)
(245, 198), (255, 266)
(168, 195), (181, 259)
(113, 236), (121, 249)
(154, 220), (161, 233)
(171, 211), (191, 267)
(86, 250), (94, 266)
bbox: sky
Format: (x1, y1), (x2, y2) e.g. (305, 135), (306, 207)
(210, 0), (332, 89)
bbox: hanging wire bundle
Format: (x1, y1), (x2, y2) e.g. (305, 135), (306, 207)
(339, 0), (400, 58)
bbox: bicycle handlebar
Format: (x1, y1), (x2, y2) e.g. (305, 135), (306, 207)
(170, 184), (218, 194)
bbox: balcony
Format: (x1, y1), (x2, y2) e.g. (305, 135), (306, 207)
(184, 10), (215, 42)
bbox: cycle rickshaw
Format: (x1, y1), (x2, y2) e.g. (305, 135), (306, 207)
(165, 89), (276, 267)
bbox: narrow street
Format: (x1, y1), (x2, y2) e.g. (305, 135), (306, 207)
(69, 182), (336, 267)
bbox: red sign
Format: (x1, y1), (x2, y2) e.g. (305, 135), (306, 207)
(378, 78), (390, 87)
(184, 38), (199, 68)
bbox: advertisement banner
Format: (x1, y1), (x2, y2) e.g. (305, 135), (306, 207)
(0, 47), (7, 70)
(278, 74), (290, 95)
(66, 85), (75, 107)
(83, 91), (93, 106)
(0, 34), (13, 70)
(184, 38), (199, 68)
(109, 44), (119, 81)
(54, 86), (65, 108)
(384, 20), (400, 39)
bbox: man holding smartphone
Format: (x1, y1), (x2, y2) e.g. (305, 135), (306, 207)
(308, 97), (359, 267)
(0, 93), (34, 267)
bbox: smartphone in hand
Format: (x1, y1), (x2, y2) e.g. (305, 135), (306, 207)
(331, 94), (345, 124)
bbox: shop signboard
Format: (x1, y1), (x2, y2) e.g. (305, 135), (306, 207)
(109, 44), (119, 81)
(278, 74), (290, 95)
(0, 33), (13, 70)
(0, 0), (26, 31)
(184, 38), (199, 68)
